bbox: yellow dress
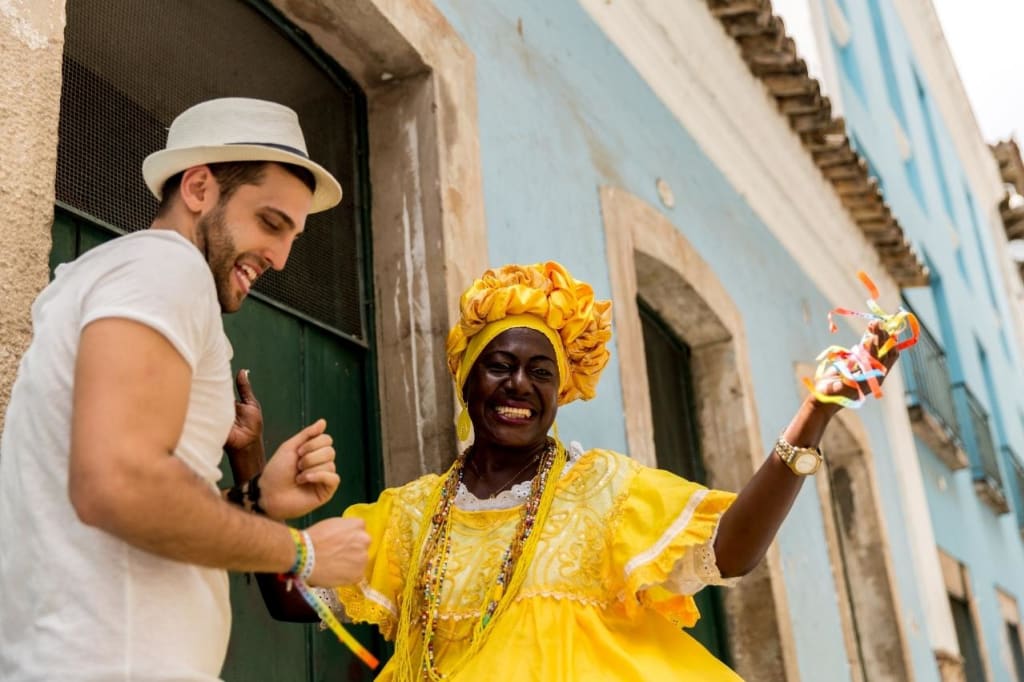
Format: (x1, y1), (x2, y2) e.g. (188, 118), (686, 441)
(336, 448), (743, 681)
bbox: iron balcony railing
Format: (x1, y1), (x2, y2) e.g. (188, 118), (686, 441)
(1007, 446), (1024, 534)
(953, 383), (1008, 513)
(902, 311), (960, 444)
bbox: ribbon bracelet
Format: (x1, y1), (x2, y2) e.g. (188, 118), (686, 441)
(803, 271), (919, 409)
(289, 577), (380, 669)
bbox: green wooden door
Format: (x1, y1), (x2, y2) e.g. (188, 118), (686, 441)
(638, 300), (731, 665)
(51, 208), (384, 681)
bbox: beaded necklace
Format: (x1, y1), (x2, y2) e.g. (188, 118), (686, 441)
(393, 437), (567, 681)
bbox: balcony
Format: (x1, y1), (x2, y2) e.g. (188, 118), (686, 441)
(992, 139), (1024, 286)
(903, 315), (968, 470)
(954, 383), (1009, 514)
(1007, 447), (1024, 541)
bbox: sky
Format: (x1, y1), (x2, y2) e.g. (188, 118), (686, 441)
(771, 0), (1024, 144)
(930, 0), (1024, 143)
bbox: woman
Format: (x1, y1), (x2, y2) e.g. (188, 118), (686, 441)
(274, 261), (898, 680)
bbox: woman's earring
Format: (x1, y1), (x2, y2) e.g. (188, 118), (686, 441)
(457, 407), (473, 442)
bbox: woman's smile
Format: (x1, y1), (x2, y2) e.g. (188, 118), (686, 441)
(492, 404), (533, 421)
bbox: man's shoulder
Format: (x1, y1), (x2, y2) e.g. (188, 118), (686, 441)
(73, 230), (212, 292)
(97, 229), (202, 265)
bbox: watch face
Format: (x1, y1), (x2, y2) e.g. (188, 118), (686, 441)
(794, 452), (819, 474)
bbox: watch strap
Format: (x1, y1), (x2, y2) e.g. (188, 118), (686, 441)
(775, 434), (823, 475)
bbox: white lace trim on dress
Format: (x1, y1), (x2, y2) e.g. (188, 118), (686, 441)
(455, 440), (585, 511)
(661, 519), (742, 596)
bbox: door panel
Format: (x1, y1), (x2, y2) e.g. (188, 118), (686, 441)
(638, 300), (730, 664)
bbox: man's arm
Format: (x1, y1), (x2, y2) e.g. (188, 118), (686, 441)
(68, 318), (368, 584)
(70, 317), (296, 572)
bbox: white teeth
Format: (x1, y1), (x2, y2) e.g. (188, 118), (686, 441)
(239, 264), (257, 284)
(495, 406), (531, 419)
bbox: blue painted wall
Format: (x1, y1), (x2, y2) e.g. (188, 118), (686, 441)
(818, 0), (1024, 679)
(430, 1), (942, 678)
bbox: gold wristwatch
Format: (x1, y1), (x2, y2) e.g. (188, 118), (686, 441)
(775, 434), (823, 475)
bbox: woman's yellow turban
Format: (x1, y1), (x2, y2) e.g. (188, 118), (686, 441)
(446, 262), (613, 406)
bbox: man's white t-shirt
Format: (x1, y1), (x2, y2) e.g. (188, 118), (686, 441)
(0, 230), (236, 681)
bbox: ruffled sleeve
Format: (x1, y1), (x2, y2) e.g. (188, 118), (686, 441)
(333, 482), (419, 641)
(611, 464), (737, 627)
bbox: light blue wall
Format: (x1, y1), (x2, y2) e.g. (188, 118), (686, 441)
(431, 1), (940, 678)
(819, 0), (1024, 679)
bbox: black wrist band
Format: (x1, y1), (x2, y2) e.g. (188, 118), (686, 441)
(247, 472), (265, 515)
(226, 482), (245, 508)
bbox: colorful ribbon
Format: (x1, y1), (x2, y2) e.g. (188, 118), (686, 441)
(803, 271), (919, 408)
(288, 576), (380, 669)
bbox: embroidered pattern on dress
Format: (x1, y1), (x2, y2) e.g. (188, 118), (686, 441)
(342, 448), (733, 637)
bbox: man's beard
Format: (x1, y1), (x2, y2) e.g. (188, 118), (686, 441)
(196, 203), (241, 313)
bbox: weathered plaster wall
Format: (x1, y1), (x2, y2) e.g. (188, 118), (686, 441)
(427, 0), (939, 678)
(0, 0), (65, 434)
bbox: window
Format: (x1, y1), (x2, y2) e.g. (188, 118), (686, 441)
(639, 301), (705, 482)
(832, 0), (867, 101)
(914, 69), (957, 221)
(1008, 622), (1024, 681)
(973, 343), (1009, 512)
(866, 0), (905, 125)
(941, 551), (989, 681)
(964, 186), (1000, 310)
(998, 591), (1024, 682)
(864, 0), (927, 209)
(949, 596), (987, 681)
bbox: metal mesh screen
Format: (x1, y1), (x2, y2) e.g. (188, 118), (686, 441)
(57, 0), (366, 339)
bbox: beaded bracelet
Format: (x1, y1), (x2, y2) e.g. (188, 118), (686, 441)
(299, 530), (315, 581)
(286, 527), (305, 576)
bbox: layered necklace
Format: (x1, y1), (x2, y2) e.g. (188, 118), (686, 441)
(392, 437), (567, 682)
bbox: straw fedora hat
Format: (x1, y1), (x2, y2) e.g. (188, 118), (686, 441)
(142, 98), (342, 213)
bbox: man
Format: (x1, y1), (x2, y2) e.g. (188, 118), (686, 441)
(0, 98), (370, 680)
